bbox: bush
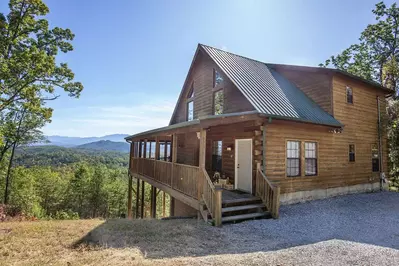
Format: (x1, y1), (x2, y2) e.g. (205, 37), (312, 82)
(53, 210), (80, 220)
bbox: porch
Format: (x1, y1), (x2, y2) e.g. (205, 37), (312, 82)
(126, 115), (281, 226)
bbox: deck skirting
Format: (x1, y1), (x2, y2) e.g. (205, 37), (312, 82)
(280, 182), (382, 205)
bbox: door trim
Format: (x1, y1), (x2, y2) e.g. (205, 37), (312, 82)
(234, 139), (253, 193)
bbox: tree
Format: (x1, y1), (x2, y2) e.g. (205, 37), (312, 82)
(0, 0), (83, 113)
(321, 1), (399, 187)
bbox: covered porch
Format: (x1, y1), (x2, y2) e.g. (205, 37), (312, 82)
(126, 113), (281, 226)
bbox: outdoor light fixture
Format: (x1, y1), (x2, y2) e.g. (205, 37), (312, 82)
(226, 145), (233, 151)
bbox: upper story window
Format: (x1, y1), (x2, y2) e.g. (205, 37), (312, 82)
(305, 142), (317, 176)
(349, 144), (355, 162)
(188, 83), (194, 98)
(287, 141), (300, 177)
(346, 86), (353, 104)
(187, 101), (194, 121)
(213, 69), (224, 88)
(213, 90), (224, 115)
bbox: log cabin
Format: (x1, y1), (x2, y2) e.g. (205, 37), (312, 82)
(125, 44), (393, 226)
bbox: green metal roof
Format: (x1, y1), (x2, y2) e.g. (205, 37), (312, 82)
(200, 44), (343, 127)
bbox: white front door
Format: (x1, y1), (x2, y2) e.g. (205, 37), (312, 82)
(235, 139), (253, 193)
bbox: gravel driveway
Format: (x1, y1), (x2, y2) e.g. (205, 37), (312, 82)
(79, 192), (399, 265)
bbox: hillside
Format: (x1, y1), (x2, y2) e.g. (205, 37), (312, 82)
(75, 140), (130, 153)
(14, 145), (129, 168)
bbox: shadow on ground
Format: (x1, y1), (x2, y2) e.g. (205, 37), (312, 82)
(72, 192), (399, 259)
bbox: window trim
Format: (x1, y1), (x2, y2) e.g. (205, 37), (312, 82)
(213, 89), (224, 115)
(348, 144), (356, 162)
(346, 86), (353, 104)
(304, 141), (318, 176)
(286, 140), (301, 177)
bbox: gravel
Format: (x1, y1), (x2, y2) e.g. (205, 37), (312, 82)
(79, 191), (399, 265)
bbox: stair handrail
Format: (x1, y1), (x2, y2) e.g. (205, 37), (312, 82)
(200, 167), (222, 226)
(255, 164), (281, 218)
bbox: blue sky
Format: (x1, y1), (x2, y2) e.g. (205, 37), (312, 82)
(1, 0), (396, 137)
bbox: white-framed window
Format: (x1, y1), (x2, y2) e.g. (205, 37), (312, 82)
(287, 141), (300, 177)
(305, 142), (317, 176)
(187, 101), (194, 121)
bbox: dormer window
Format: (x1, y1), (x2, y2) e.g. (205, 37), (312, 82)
(346, 86), (353, 104)
(213, 69), (224, 88)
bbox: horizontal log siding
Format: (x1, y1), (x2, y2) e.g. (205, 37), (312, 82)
(171, 52), (254, 125)
(176, 132), (199, 166)
(276, 68), (333, 115)
(265, 74), (388, 194)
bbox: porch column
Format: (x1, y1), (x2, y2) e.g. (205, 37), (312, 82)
(162, 191), (166, 217)
(127, 174), (133, 219)
(198, 129), (207, 200)
(171, 134), (178, 188)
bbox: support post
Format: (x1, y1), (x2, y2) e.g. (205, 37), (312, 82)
(214, 187), (223, 226)
(150, 186), (157, 218)
(135, 178), (140, 218)
(171, 134), (178, 188)
(141, 180), (145, 218)
(170, 197), (175, 216)
(162, 191), (166, 217)
(198, 129), (207, 200)
(127, 174), (133, 219)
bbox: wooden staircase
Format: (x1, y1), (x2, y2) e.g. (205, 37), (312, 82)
(221, 196), (271, 223)
(201, 195), (272, 225)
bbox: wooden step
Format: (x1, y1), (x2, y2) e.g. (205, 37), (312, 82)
(221, 212), (270, 223)
(222, 204), (265, 213)
(222, 197), (261, 206)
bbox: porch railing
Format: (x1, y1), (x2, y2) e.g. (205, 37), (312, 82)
(200, 167), (222, 226)
(255, 164), (281, 218)
(131, 158), (199, 199)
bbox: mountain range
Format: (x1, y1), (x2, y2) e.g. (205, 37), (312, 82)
(44, 134), (129, 147)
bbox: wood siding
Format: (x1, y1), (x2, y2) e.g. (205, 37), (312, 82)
(170, 51), (254, 125)
(264, 74), (388, 194)
(276, 67), (333, 115)
(176, 132), (199, 166)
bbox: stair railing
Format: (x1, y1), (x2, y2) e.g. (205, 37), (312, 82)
(255, 163), (281, 218)
(200, 167), (222, 226)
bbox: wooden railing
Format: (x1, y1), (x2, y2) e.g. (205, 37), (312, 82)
(200, 167), (222, 226)
(255, 165), (280, 218)
(131, 158), (199, 199)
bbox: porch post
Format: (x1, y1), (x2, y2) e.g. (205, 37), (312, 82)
(150, 186), (157, 218)
(171, 134), (178, 188)
(198, 129), (207, 200)
(162, 191), (166, 217)
(127, 173), (133, 219)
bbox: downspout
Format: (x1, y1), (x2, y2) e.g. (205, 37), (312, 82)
(377, 96), (384, 191)
(262, 117), (272, 174)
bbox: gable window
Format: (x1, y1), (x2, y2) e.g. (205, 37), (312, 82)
(305, 142), (317, 176)
(187, 101), (194, 121)
(349, 144), (355, 162)
(213, 90), (224, 115)
(213, 69), (224, 88)
(372, 144), (379, 172)
(346, 86), (353, 104)
(286, 141), (300, 177)
(212, 140), (222, 172)
(188, 83), (194, 98)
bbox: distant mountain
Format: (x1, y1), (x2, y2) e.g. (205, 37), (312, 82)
(44, 134), (129, 147)
(75, 140), (130, 153)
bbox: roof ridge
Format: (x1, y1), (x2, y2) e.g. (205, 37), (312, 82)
(198, 43), (268, 66)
